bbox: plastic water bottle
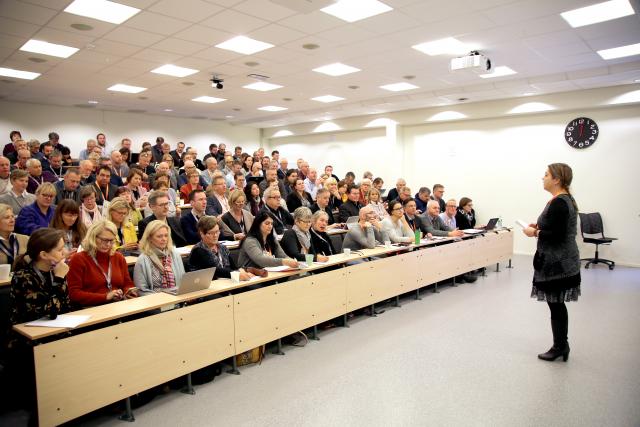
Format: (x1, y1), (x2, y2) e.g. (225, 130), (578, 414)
(497, 217), (503, 229)
(414, 229), (421, 245)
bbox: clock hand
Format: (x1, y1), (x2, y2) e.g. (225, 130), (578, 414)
(579, 125), (583, 137)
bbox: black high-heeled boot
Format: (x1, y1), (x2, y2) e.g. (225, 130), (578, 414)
(538, 318), (570, 362)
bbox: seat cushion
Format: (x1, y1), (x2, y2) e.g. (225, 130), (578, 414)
(584, 237), (613, 244)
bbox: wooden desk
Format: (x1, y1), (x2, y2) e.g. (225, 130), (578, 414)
(19, 230), (513, 427)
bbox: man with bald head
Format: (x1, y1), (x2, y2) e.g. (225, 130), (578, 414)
(423, 200), (464, 237)
(79, 159), (96, 186)
(154, 161), (177, 189)
(200, 157), (218, 187)
(277, 158), (288, 180)
(304, 167), (319, 200)
(179, 160), (207, 188)
(26, 158), (57, 193)
(386, 178), (406, 202)
(0, 156), (10, 196)
(342, 205), (389, 251)
(111, 150), (129, 180)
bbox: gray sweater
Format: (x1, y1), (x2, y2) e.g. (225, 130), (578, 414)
(0, 191), (36, 215)
(133, 248), (186, 294)
(237, 236), (288, 268)
(342, 225), (389, 250)
(422, 214), (452, 237)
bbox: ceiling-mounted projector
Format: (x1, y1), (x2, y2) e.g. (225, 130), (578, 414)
(450, 51), (492, 73)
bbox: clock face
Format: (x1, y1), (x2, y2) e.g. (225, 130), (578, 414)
(565, 117), (598, 149)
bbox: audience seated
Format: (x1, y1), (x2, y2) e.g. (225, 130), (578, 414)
(381, 199), (414, 244)
(188, 216), (253, 280)
(105, 197), (138, 252)
(110, 150), (129, 181)
(282, 169), (297, 199)
(50, 199), (86, 257)
(366, 187), (387, 221)
(180, 189), (208, 245)
(0, 203), (28, 269)
(116, 187), (143, 226)
(455, 197), (476, 230)
(338, 184), (362, 223)
(206, 175), (230, 217)
(54, 169), (81, 204)
(137, 190), (187, 247)
(44, 150), (64, 180)
(78, 185), (103, 227)
(179, 170), (203, 204)
(26, 159), (57, 194)
(133, 220), (185, 295)
(91, 166), (118, 206)
(358, 178), (372, 205)
(423, 200), (464, 237)
(259, 167), (285, 196)
(342, 206), (389, 251)
(286, 178), (313, 212)
(403, 199), (431, 238)
(414, 187), (431, 214)
(237, 211), (298, 269)
(78, 160), (95, 186)
(303, 167), (320, 200)
(3, 130), (22, 156)
(310, 210), (338, 256)
(125, 169), (148, 209)
(0, 169), (35, 215)
(0, 156), (10, 196)
(280, 207), (329, 262)
(15, 182), (56, 235)
(67, 220), (138, 307)
(146, 174), (179, 217)
(200, 157), (218, 187)
(386, 178), (406, 202)
(260, 186), (293, 235)
(221, 189), (253, 241)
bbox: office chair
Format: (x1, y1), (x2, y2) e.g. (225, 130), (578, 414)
(579, 212), (617, 270)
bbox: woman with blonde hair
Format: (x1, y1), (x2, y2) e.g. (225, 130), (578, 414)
(133, 220), (185, 294)
(0, 203), (28, 269)
(15, 182), (56, 235)
(221, 189), (253, 241)
(366, 187), (387, 221)
(67, 220), (138, 307)
(105, 196), (138, 251)
(115, 186), (143, 225)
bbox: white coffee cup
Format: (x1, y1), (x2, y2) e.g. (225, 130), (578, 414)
(230, 271), (240, 283)
(384, 240), (392, 248)
(343, 248), (351, 256)
(0, 264), (10, 281)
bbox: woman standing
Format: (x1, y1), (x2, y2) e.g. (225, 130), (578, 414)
(133, 220), (185, 294)
(0, 203), (28, 269)
(50, 199), (86, 257)
(524, 163), (580, 362)
(67, 220), (138, 307)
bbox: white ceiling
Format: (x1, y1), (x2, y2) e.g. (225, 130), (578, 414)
(0, 0), (639, 128)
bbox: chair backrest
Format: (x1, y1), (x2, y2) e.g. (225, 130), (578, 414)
(578, 212), (605, 238)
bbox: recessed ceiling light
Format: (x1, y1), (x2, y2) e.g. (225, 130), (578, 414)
(243, 81), (283, 91)
(302, 43), (320, 50)
(70, 23), (93, 31)
(313, 122), (341, 133)
(508, 102), (555, 114)
(282, 97), (293, 101)
(0, 67), (40, 80)
(311, 95), (345, 103)
(403, 75), (415, 80)
(138, 96), (148, 100)
(608, 89), (640, 104)
(560, 0), (634, 28)
(273, 130), (294, 137)
(88, 100), (99, 104)
(321, 0), (392, 23)
(412, 37), (471, 56)
(380, 82), (419, 91)
(107, 84), (146, 93)
(597, 42), (640, 60)
(244, 61), (260, 67)
(215, 36), (273, 55)
(348, 85), (359, 89)
(635, 78), (640, 82)
(151, 64), (198, 77)
(258, 106), (288, 111)
(192, 96), (226, 104)
(20, 39), (79, 58)
(28, 57), (47, 63)
(523, 92), (535, 96)
(182, 81), (195, 86)
(64, 0), (140, 24)
(427, 111), (467, 121)
(164, 108), (173, 112)
(479, 66), (517, 78)
(225, 115), (234, 118)
(313, 62), (360, 76)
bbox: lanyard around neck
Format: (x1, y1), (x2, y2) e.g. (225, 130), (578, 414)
(90, 254), (112, 290)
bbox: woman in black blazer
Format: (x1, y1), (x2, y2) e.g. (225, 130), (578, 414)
(455, 197), (476, 230)
(286, 179), (313, 213)
(280, 207), (329, 262)
(309, 210), (337, 256)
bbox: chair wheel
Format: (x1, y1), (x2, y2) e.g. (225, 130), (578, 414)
(609, 265), (614, 270)
(585, 264), (589, 269)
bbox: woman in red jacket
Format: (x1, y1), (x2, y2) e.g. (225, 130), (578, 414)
(67, 219), (138, 307)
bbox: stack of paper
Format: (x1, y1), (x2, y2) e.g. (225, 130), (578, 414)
(26, 314), (91, 329)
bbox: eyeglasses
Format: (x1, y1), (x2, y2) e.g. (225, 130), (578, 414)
(41, 194), (55, 199)
(268, 196), (281, 200)
(393, 207), (403, 211)
(96, 236), (115, 245)
(155, 202), (170, 207)
(113, 210), (128, 216)
(206, 229), (221, 236)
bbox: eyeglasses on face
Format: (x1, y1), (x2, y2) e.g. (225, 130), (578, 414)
(96, 236), (115, 245)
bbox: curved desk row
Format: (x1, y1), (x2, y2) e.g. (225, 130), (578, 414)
(15, 230), (513, 427)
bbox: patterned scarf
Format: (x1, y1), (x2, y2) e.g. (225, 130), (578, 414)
(293, 224), (311, 252)
(150, 247), (175, 289)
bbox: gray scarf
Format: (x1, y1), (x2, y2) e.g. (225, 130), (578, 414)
(293, 225), (311, 251)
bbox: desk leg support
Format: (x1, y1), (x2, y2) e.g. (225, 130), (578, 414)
(272, 338), (285, 356)
(451, 276), (458, 287)
(481, 268), (487, 277)
(118, 397), (135, 422)
(181, 373), (195, 395)
(342, 313), (350, 328)
(496, 263), (501, 272)
(227, 357), (240, 375)
(369, 304), (377, 317)
(507, 259), (513, 269)
(415, 288), (422, 300)
(311, 325), (320, 341)
(394, 295), (401, 308)
(433, 282), (440, 293)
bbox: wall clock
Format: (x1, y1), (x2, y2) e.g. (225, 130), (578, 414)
(565, 117), (598, 149)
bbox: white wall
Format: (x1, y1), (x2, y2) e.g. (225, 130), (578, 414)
(266, 104), (640, 266)
(0, 100), (260, 156)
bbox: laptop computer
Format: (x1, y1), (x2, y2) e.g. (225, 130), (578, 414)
(345, 216), (359, 230)
(481, 217), (499, 231)
(162, 267), (215, 296)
